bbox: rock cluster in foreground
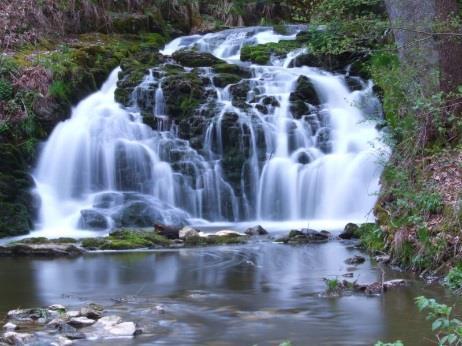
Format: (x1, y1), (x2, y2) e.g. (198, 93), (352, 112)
(1, 304), (141, 345)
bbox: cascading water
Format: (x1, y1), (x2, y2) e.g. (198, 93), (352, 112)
(32, 26), (386, 235)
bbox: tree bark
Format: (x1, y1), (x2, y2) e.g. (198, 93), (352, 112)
(435, 0), (462, 94)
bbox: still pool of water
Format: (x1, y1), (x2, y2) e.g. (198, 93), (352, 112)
(0, 239), (455, 345)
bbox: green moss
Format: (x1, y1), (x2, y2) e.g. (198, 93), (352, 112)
(213, 73), (241, 88)
(184, 235), (247, 247)
(11, 237), (49, 245)
(240, 40), (302, 65)
(0, 79), (13, 101)
(81, 229), (171, 250)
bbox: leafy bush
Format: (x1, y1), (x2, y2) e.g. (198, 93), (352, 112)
(416, 296), (462, 345)
(444, 265), (462, 294)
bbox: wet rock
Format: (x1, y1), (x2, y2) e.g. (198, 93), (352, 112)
(3, 323), (17, 331)
(339, 223), (360, 240)
(154, 305), (166, 314)
(383, 279), (407, 288)
(345, 255), (366, 265)
(2, 331), (32, 345)
(65, 311), (80, 319)
(375, 255), (391, 264)
(229, 81), (251, 108)
(245, 225), (268, 236)
(68, 317), (96, 328)
(0, 244), (85, 257)
(52, 335), (74, 346)
(78, 210), (108, 230)
(93, 192), (124, 209)
(213, 73), (241, 88)
(154, 224), (180, 239)
(64, 332), (86, 340)
(107, 322), (137, 336)
(345, 76), (364, 91)
(80, 307), (102, 320)
(179, 226), (199, 239)
(93, 315), (122, 329)
(289, 76), (320, 118)
(113, 201), (164, 228)
(172, 48), (222, 67)
(214, 63), (251, 78)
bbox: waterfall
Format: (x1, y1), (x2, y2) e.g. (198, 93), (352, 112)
(32, 26), (386, 234)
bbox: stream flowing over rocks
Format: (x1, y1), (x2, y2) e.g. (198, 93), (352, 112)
(30, 25), (386, 236)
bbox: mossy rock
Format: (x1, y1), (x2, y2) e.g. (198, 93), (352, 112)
(162, 71), (207, 119)
(81, 229), (171, 250)
(213, 73), (241, 88)
(214, 63), (251, 78)
(172, 48), (223, 68)
(184, 235), (247, 247)
(240, 40), (302, 65)
(0, 203), (32, 238)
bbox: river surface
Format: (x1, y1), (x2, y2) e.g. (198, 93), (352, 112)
(0, 235), (454, 345)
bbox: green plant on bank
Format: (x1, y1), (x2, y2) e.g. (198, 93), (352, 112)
(375, 341), (404, 346)
(416, 296), (462, 346)
(445, 265), (462, 294)
(325, 278), (340, 291)
(357, 223), (386, 253)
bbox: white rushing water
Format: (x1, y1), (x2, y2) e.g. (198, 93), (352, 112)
(32, 26), (387, 236)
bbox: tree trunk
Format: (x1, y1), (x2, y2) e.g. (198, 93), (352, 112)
(435, 0), (462, 94)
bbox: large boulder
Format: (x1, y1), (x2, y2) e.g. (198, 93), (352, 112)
(112, 201), (164, 228)
(78, 210), (108, 230)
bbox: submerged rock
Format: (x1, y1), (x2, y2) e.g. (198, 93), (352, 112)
(278, 228), (329, 244)
(345, 255), (366, 265)
(215, 230), (246, 237)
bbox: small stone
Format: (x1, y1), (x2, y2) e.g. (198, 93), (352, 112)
(245, 225), (268, 236)
(155, 305), (165, 314)
(80, 307), (102, 320)
(108, 322), (137, 336)
(345, 255), (366, 265)
(66, 311), (80, 318)
(179, 226), (199, 239)
(68, 317), (96, 328)
(47, 318), (65, 329)
(64, 332), (86, 340)
(383, 279), (407, 288)
(342, 273), (354, 278)
(375, 255), (391, 264)
(215, 230), (245, 237)
(3, 322), (17, 331)
(51, 336), (73, 346)
(93, 315), (122, 328)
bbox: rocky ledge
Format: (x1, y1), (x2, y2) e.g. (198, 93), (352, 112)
(0, 225), (270, 256)
(1, 303), (141, 345)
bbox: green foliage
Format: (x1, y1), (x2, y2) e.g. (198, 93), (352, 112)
(48, 80), (70, 99)
(306, 0), (387, 56)
(358, 223), (385, 253)
(241, 40), (302, 65)
(445, 264), (462, 293)
(416, 296), (462, 345)
(0, 78), (13, 100)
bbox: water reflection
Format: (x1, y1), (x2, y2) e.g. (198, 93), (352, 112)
(0, 242), (451, 345)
